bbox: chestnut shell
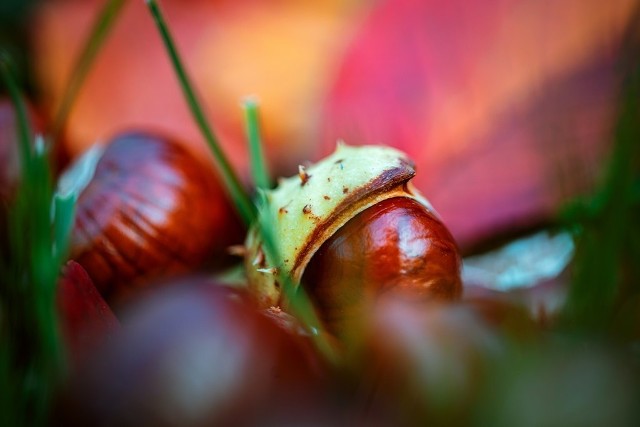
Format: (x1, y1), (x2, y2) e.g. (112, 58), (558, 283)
(70, 132), (243, 300)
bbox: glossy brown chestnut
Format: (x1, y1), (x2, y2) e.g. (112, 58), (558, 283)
(70, 132), (244, 301)
(302, 197), (462, 336)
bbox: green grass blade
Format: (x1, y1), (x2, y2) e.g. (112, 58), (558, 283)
(243, 97), (272, 191)
(145, 0), (256, 226)
(1, 58), (67, 427)
(50, 0), (128, 141)
(53, 193), (77, 264)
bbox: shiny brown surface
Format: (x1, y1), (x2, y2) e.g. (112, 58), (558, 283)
(302, 197), (462, 337)
(71, 132), (243, 300)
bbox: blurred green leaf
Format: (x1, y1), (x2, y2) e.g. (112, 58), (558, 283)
(0, 54), (75, 426)
(560, 12), (640, 334)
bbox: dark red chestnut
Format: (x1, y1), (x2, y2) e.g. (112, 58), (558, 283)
(303, 197), (461, 335)
(67, 132), (244, 301)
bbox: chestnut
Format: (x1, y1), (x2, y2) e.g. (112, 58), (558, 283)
(244, 143), (462, 336)
(56, 281), (328, 427)
(303, 197), (461, 335)
(67, 132), (244, 301)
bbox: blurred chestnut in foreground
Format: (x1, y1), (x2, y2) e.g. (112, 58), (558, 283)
(68, 132), (244, 301)
(362, 295), (640, 426)
(363, 293), (538, 426)
(244, 144), (461, 338)
(360, 296), (507, 426)
(56, 281), (328, 427)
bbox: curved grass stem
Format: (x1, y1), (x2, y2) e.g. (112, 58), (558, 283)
(145, 0), (256, 226)
(51, 0), (127, 142)
(1, 55), (67, 427)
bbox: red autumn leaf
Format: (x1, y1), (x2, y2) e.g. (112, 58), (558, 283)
(321, 0), (637, 249)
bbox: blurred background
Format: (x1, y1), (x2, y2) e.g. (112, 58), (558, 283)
(2, 1), (639, 425)
(1, 0), (636, 251)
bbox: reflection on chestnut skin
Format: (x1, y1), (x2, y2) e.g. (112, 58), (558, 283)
(56, 281), (329, 427)
(70, 132), (244, 302)
(303, 197), (462, 338)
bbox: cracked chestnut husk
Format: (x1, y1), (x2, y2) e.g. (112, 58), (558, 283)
(244, 143), (462, 336)
(65, 131), (244, 302)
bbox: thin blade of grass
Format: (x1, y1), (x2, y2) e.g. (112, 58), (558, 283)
(53, 193), (77, 264)
(145, 0), (256, 226)
(50, 0), (128, 141)
(243, 97), (272, 190)
(1, 56), (72, 427)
